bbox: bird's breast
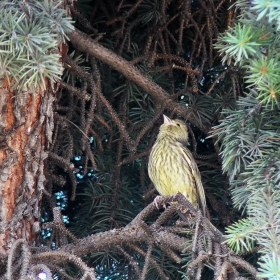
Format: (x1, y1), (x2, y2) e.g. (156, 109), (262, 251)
(148, 139), (197, 204)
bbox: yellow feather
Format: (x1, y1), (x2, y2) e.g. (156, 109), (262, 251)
(148, 115), (206, 216)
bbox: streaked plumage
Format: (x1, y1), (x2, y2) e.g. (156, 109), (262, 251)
(148, 115), (206, 216)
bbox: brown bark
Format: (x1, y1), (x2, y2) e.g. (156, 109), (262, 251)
(0, 81), (54, 254)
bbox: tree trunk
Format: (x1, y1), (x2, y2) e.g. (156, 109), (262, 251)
(0, 82), (54, 254)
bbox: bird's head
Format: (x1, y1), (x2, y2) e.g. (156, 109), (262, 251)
(158, 115), (189, 144)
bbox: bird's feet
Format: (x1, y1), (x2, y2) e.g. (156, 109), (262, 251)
(170, 193), (178, 202)
(153, 195), (166, 209)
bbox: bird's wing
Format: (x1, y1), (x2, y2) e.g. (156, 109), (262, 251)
(181, 147), (206, 217)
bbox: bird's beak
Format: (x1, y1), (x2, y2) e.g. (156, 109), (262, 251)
(163, 115), (172, 124)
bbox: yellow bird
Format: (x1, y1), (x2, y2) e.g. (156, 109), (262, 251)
(148, 115), (206, 216)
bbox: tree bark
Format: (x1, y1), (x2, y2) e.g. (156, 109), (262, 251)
(0, 82), (54, 254)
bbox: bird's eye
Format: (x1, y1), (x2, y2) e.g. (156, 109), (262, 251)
(176, 123), (180, 127)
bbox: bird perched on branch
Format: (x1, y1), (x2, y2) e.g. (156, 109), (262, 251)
(148, 115), (206, 216)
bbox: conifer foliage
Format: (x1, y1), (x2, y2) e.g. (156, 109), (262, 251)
(0, 0), (279, 279)
(213, 0), (280, 278)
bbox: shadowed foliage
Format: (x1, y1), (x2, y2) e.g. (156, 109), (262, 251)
(1, 0), (279, 279)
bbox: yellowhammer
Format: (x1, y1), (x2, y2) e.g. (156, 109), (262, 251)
(148, 115), (206, 216)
